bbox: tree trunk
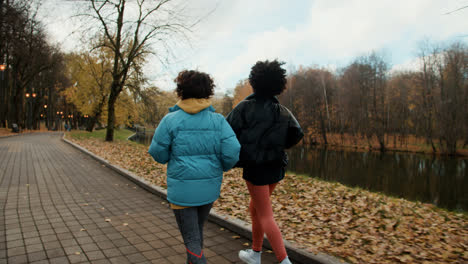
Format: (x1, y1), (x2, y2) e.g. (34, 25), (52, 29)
(13, 83), (24, 128)
(429, 137), (437, 153)
(88, 95), (107, 132)
(86, 116), (97, 132)
(105, 86), (119, 141)
(319, 111), (328, 145)
(377, 134), (386, 152)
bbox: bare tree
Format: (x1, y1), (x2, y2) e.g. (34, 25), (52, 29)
(0, 0), (64, 129)
(417, 41), (440, 152)
(435, 43), (467, 154)
(73, 0), (195, 141)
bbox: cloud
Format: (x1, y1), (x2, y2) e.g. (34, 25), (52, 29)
(40, 0), (468, 92)
(192, 0), (468, 91)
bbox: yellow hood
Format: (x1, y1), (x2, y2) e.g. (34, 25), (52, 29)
(177, 98), (212, 114)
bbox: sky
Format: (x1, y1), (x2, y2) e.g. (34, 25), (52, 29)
(40, 0), (468, 94)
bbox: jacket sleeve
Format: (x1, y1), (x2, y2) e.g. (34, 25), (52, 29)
(285, 112), (304, 149)
(225, 104), (243, 136)
(148, 116), (172, 164)
(220, 119), (241, 171)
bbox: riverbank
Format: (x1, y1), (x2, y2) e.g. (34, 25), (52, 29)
(306, 133), (468, 157)
(66, 131), (467, 263)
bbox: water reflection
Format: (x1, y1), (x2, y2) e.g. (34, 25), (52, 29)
(129, 130), (154, 145)
(287, 146), (468, 211)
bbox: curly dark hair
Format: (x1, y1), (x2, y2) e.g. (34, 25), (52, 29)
(174, 70), (215, 99)
(249, 60), (287, 96)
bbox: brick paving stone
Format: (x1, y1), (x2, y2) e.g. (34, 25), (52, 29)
(85, 250), (106, 261)
(49, 256), (70, 264)
(7, 254), (28, 264)
(133, 243), (152, 252)
(30, 260), (50, 264)
(46, 247), (66, 259)
(102, 248), (121, 258)
(28, 251), (48, 262)
(108, 256), (129, 264)
(68, 253), (89, 263)
(0, 133), (279, 263)
(91, 259), (112, 264)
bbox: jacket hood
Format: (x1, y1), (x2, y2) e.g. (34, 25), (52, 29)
(170, 98), (214, 114)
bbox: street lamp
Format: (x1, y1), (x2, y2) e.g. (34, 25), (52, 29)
(0, 64), (5, 80)
(25, 92), (35, 129)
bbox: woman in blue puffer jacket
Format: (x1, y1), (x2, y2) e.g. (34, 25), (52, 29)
(148, 70), (240, 264)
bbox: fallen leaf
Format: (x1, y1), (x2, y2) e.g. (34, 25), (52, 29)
(69, 135), (468, 264)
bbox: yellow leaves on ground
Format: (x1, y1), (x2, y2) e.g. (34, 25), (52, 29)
(71, 137), (468, 264)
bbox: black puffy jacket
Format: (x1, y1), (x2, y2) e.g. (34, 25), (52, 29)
(226, 94), (304, 168)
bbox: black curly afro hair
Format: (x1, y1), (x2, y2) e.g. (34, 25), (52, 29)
(174, 70), (215, 100)
(248, 60), (287, 97)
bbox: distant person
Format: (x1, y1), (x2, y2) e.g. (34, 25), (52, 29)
(148, 70), (240, 264)
(227, 60), (304, 264)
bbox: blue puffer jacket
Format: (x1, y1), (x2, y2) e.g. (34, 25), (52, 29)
(148, 99), (240, 207)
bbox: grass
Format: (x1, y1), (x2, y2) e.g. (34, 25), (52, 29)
(68, 128), (135, 142)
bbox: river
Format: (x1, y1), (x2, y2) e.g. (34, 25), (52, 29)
(287, 146), (468, 211)
(130, 133), (468, 211)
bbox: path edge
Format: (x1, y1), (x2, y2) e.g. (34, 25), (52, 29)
(62, 136), (346, 264)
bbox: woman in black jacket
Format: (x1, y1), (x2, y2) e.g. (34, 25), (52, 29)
(226, 60), (303, 264)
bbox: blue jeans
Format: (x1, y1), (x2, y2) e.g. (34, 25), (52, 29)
(173, 203), (213, 264)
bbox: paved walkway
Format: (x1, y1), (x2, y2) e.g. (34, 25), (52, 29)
(0, 133), (278, 264)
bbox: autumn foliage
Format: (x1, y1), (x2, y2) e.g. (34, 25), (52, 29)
(68, 135), (468, 264)
(232, 44), (468, 156)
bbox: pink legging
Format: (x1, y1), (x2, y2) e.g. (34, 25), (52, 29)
(246, 181), (287, 262)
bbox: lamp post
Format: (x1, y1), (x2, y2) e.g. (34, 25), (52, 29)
(0, 64), (5, 80)
(56, 111), (60, 131)
(25, 92), (31, 129)
(44, 104), (48, 130)
(31, 93), (36, 129)
(0, 65), (5, 126)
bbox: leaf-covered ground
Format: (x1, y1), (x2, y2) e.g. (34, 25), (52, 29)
(0, 128), (16, 137)
(67, 136), (468, 264)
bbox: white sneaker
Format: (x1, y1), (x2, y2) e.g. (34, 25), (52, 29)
(239, 249), (261, 264)
(280, 256), (292, 264)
